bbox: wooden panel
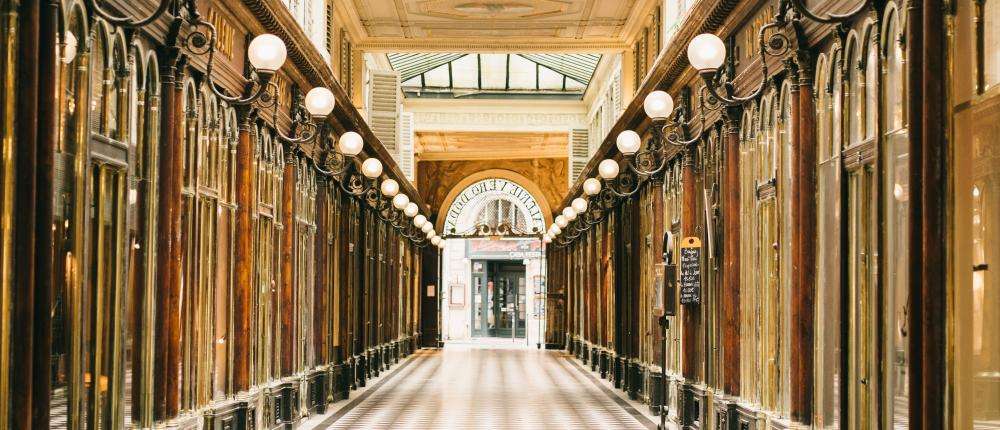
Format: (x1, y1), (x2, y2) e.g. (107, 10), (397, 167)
(416, 131), (569, 161)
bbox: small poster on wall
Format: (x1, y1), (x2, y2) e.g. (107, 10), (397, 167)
(533, 275), (545, 294)
(427, 285), (436, 297)
(449, 283), (465, 307)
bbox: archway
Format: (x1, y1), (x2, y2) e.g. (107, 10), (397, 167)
(436, 170), (549, 345)
(435, 169), (553, 233)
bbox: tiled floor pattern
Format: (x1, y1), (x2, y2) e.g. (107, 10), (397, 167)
(316, 341), (655, 429)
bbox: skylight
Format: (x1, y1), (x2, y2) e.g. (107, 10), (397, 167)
(387, 53), (601, 100)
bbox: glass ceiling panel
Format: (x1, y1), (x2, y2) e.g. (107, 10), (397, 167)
(538, 67), (563, 90)
(508, 55), (536, 90)
(452, 55), (479, 88)
(480, 54), (507, 90)
(424, 65), (450, 87)
(387, 52), (602, 100)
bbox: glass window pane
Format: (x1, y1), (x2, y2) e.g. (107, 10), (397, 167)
(451, 54), (479, 89)
(480, 54), (507, 89)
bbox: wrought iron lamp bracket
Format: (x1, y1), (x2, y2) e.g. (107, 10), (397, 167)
(88, 0), (175, 29)
(338, 167), (375, 197)
(787, 0), (874, 25)
(313, 148), (353, 177)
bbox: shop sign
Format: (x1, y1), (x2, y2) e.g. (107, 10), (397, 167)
(679, 237), (701, 305)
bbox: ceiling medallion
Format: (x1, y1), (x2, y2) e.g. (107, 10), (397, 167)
(453, 2), (536, 15)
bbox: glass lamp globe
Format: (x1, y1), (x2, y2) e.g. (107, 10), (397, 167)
(304, 87), (336, 118)
(572, 197), (588, 213)
(543, 235), (552, 244)
(404, 202), (419, 218)
(413, 214), (427, 228)
(598, 159), (620, 179)
(338, 132), (364, 156)
(247, 33), (287, 72)
(421, 223), (433, 233)
(555, 215), (568, 228)
(361, 158), (383, 179)
(644, 90), (674, 119)
(62, 32), (78, 64)
(583, 178), (602, 196)
(425, 230), (435, 239)
(431, 236), (442, 246)
(562, 207), (577, 221)
(552, 224), (562, 235)
(392, 193), (409, 210)
(616, 130), (642, 156)
(380, 179), (399, 197)
(438, 241), (445, 249)
(687, 33), (726, 71)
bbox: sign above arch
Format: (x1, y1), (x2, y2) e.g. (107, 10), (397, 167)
(441, 177), (546, 235)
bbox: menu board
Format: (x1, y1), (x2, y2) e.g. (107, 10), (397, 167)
(679, 237), (702, 305)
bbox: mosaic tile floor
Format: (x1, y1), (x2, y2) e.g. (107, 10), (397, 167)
(314, 340), (656, 429)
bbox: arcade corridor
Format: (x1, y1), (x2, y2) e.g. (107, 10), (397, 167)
(306, 341), (654, 430)
(0, 0), (995, 429)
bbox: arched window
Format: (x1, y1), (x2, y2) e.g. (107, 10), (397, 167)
(50, 8), (91, 429)
(864, 28), (879, 141)
(739, 99), (760, 407)
(846, 33), (864, 147)
(296, 158), (318, 372)
(813, 50), (843, 429)
(881, 6), (911, 428)
(474, 198), (527, 231)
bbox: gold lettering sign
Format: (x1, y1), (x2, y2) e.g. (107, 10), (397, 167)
(271, 74), (291, 109)
(205, 8), (234, 59)
(740, 4), (775, 62)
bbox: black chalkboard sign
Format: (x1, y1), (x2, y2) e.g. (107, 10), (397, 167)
(679, 237), (702, 305)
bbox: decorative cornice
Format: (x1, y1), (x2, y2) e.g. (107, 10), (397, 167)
(356, 40), (628, 53)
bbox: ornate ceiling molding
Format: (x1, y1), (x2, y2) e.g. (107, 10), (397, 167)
(411, 111), (586, 132)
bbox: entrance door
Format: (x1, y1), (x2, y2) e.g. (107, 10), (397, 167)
(471, 260), (526, 338)
(846, 162), (878, 429)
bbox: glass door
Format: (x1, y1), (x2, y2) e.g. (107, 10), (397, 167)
(470, 260), (526, 338)
(846, 164), (878, 429)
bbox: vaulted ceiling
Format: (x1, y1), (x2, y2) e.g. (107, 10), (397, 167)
(339, 0), (655, 52)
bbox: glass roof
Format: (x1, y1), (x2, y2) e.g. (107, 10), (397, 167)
(387, 53), (601, 100)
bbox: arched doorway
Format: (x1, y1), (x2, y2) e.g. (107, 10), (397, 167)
(436, 175), (549, 344)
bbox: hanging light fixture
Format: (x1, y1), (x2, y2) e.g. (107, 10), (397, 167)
(616, 130), (642, 156)
(338, 132), (365, 156)
(562, 207), (577, 221)
(62, 32), (77, 64)
(380, 179), (400, 197)
(304, 87), (336, 119)
(404, 202), (419, 218)
(247, 34), (287, 73)
(583, 178), (602, 196)
(413, 215), (427, 228)
(687, 33), (727, 73)
(598, 159), (620, 180)
(393, 194), (410, 210)
(643, 90), (674, 120)
(360, 158), (383, 179)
